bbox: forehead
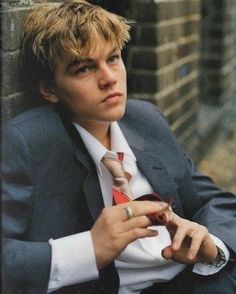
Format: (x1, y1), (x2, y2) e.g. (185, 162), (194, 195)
(56, 40), (119, 71)
(82, 41), (118, 60)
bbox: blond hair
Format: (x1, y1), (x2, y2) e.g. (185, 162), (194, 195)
(21, 0), (131, 96)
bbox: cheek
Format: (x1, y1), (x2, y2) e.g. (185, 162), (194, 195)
(53, 86), (79, 110)
(123, 66), (127, 82)
(58, 83), (83, 103)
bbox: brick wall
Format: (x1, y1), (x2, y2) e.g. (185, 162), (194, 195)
(232, 1), (236, 91)
(200, 0), (236, 104)
(1, 1), (36, 121)
(125, 0), (201, 156)
(1, 0), (236, 160)
(197, 0), (236, 158)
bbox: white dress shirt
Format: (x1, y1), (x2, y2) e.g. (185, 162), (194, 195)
(48, 122), (229, 293)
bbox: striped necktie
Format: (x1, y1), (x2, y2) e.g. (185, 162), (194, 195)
(102, 153), (172, 224)
(102, 152), (133, 204)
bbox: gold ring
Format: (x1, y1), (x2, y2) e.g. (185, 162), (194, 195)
(124, 206), (133, 220)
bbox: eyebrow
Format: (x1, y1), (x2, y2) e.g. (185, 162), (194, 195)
(66, 47), (119, 72)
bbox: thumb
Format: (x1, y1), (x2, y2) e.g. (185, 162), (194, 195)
(162, 246), (174, 259)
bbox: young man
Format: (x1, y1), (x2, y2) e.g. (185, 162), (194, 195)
(2, 1), (236, 293)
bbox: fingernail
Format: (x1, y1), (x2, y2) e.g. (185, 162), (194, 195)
(188, 253), (194, 260)
(159, 202), (168, 208)
(149, 229), (158, 235)
(172, 242), (178, 250)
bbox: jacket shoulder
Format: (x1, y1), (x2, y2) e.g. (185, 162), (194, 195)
(2, 105), (68, 155)
(124, 99), (168, 129)
(5, 105), (57, 128)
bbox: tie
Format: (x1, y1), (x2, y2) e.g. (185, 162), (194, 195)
(102, 152), (133, 204)
(102, 153), (172, 224)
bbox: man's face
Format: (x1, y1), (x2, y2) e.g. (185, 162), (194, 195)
(46, 41), (127, 130)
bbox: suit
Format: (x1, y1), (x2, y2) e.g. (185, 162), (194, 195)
(2, 100), (236, 293)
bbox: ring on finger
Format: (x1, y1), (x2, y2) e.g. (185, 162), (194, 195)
(124, 206), (133, 220)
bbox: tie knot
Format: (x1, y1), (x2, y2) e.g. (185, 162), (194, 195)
(102, 155), (125, 178)
(102, 153), (133, 199)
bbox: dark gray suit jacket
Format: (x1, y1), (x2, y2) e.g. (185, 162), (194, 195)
(2, 100), (236, 294)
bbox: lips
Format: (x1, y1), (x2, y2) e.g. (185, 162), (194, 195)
(102, 92), (122, 102)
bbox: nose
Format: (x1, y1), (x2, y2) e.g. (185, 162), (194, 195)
(98, 64), (117, 89)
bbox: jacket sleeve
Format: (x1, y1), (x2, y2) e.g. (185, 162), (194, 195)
(2, 123), (51, 292)
(186, 155), (236, 256)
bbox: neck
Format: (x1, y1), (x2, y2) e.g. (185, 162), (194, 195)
(78, 121), (111, 150)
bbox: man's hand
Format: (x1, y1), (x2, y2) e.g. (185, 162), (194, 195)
(160, 210), (219, 265)
(91, 201), (167, 269)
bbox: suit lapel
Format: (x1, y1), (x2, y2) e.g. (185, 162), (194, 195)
(60, 113), (105, 221)
(73, 141), (105, 222)
(133, 147), (176, 199)
(83, 169), (105, 221)
(120, 123), (183, 215)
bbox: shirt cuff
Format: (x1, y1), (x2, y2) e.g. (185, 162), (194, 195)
(47, 231), (99, 293)
(193, 234), (229, 276)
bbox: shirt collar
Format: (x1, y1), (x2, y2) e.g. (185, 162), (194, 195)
(73, 122), (136, 176)
(110, 122), (136, 162)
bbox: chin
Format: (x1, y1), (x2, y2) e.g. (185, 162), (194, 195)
(110, 106), (126, 121)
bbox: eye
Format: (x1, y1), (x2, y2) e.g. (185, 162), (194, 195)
(108, 54), (120, 64)
(77, 65), (90, 74)
(74, 64), (96, 77)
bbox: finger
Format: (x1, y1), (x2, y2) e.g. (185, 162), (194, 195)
(117, 215), (153, 233)
(187, 237), (202, 260)
(165, 210), (182, 225)
(121, 200), (168, 221)
(154, 209), (171, 225)
(122, 227), (158, 244)
(162, 246), (174, 259)
(99, 206), (134, 224)
(141, 202), (171, 225)
(187, 227), (208, 260)
(171, 222), (192, 251)
(154, 202), (171, 215)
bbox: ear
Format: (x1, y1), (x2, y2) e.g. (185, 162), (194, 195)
(39, 80), (59, 103)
